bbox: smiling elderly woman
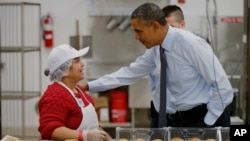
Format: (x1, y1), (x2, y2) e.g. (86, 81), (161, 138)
(38, 44), (112, 141)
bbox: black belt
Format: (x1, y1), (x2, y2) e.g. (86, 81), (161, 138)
(166, 104), (207, 119)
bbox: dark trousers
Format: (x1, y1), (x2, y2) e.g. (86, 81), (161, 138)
(150, 101), (231, 128)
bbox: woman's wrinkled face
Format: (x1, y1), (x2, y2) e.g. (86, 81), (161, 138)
(131, 18), (158, 49)
(67, 57), (84, 82)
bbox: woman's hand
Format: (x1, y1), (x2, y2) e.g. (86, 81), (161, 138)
(84, 129), (107, 141)
(104, 133), (112, 141)
(98, 127), (113, 141)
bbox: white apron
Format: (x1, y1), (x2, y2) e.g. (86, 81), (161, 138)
(58, 82), (99, 130)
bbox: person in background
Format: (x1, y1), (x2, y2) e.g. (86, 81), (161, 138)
(149, 4), (186, 128)
(38, 44), (112, 141)
(162, 5), (185, 28)
(81, 3), (233, 128)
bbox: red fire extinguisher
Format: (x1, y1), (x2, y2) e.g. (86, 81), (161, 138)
(42, 13), (53, 48)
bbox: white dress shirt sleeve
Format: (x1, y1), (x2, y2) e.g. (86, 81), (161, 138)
(88, 48), (157, 93)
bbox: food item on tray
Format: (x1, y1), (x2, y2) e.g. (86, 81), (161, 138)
(152, 139), (163, 141)
(134, 138), (145, 141)
(118, 139), (129, 141)
(171, 137), (184, 141)
(188, 137), (201, 141)
(205, 139), (216, 141)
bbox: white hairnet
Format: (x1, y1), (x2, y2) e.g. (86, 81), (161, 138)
(48, 59), (72, 82)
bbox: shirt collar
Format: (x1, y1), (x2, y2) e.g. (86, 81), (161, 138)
(161, 25), (174, 52)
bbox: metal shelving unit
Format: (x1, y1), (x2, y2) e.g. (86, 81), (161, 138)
(0, 2), (41, 139)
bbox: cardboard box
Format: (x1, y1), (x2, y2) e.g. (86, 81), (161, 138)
(93, 96), (110, 123)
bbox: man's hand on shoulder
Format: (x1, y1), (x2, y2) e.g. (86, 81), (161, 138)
(79, 83), (89, 91)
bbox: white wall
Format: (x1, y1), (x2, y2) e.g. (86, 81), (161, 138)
(171, 0), (243, 16)
(171, 0), (244, 37)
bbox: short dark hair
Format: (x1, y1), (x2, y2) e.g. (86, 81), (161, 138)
(162, 5), (184, 22)
(131, 3), (166, 26)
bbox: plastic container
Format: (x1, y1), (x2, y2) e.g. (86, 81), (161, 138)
(116, 127), (168, 141)
(219, 127), (230, 141)
(168, 127), (219, 141)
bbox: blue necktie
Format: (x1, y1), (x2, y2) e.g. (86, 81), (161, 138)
(159, 46), (167, 127)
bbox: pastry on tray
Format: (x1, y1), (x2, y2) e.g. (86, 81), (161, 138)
(188, 137), (201, 141)
(134, 138), (145, 141)
(171, 137), (184, 141)
(205, 139), (216, 141)
(118, 139), (129, 141)
(152, 139), (163, 141)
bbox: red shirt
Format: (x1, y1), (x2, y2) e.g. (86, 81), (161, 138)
(38, 82), (94, 140)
